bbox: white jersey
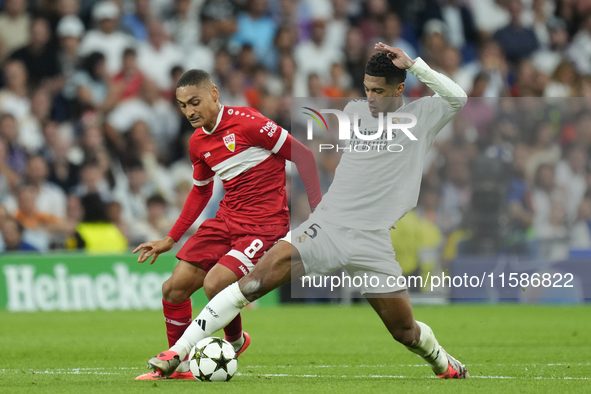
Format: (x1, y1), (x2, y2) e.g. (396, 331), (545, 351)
(315, 58), (467, 230)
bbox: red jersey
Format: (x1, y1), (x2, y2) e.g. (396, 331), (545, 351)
(189, 105), (289, 226)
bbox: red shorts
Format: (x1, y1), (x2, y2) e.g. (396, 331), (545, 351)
(176, 214), (289, 278)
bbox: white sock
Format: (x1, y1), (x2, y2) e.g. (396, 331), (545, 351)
(170, 282), (250, 359)
(229, 335), (245, 352)
(406, 321), (448, 374)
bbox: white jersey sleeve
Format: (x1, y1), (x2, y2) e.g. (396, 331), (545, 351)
(408, 57), (468, 110)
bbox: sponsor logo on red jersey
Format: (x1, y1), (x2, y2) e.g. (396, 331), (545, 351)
(260, 121), (278, 137)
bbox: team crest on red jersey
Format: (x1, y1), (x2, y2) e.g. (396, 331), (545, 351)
(223, 133), (236, 152)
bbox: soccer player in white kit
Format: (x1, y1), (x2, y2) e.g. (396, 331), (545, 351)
(145, 43), (470, 379)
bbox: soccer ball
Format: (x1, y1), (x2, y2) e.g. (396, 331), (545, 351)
(188, 337), (238, 381)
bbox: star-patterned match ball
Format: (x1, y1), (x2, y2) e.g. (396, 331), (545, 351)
(188, 337), (238, 381)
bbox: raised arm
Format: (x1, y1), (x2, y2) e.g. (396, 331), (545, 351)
(375, 42), (467, 110)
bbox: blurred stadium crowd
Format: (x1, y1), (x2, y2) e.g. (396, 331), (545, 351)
(0, 0), (590, 269)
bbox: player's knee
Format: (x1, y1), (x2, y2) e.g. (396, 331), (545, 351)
(162, 278), (191, 303)
(203, 275), (228, 300)
(239, 252), (290, 301)
(162, 278), (173, 300)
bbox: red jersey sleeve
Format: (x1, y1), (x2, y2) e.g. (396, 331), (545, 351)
(276, 134), (322, 208)
(167, 183), (213, 242)
(167, 139), (216, 242)
(242, 109), (289, 154)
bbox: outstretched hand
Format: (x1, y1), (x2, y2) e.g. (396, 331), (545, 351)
(374, 42), (415, 70)
(133, 236), (175, 264)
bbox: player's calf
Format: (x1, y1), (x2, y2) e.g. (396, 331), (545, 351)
(203, 264), (247, 350)
(168, 282), (251, 360)
(239, 276), (264, 301)
(390, 322), (420, 347)
(159, 242), (297, 361)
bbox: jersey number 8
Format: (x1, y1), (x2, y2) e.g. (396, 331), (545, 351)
(244, 239), (264, 258)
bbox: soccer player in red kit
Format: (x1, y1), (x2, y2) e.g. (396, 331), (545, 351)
(133, 70), (321, 380)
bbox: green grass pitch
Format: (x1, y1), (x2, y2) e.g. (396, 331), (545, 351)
(1, 304), (590, 393)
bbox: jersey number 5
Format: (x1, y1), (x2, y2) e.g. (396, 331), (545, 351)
(304, 223), (322, 239)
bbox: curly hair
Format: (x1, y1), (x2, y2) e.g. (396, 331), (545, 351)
(365, 51), (407, 86)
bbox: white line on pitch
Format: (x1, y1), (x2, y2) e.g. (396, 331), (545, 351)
(235, 372), (589, 380)
(242, 363), (590, 368)
(1, 362), (589, 373)
(1, 368), (589, 380)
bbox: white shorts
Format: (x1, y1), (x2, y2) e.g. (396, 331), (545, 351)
(282, 214), (406, 294)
